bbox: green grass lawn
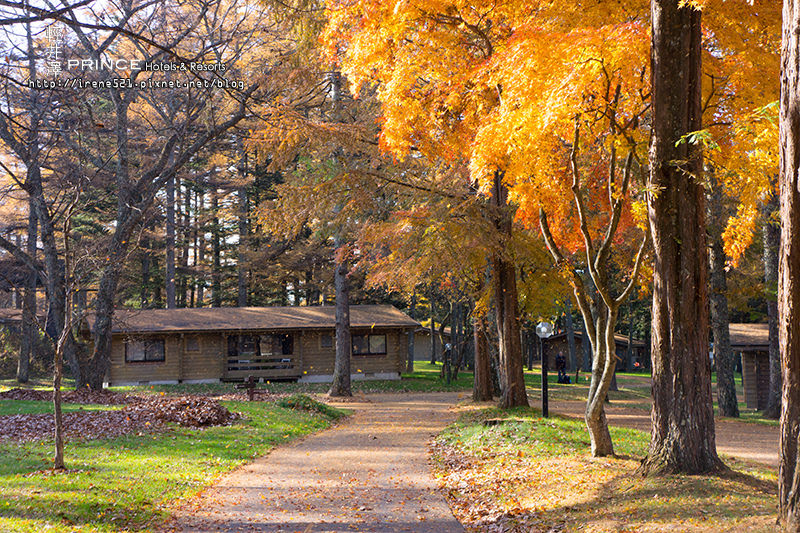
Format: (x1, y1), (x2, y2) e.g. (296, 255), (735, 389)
(0, 400), (120, 416)
(0, 399), (346, 532)
(432, 406), (777, 532)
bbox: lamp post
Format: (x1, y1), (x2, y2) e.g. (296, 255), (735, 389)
(536, 321), (554, 417)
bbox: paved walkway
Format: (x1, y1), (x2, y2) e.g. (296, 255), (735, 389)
(550, 399), (780, 467)
(164, 393), (465, 533)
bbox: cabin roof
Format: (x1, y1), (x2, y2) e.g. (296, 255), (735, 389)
(728, 323), (769, 350)
(86, 304), (419, 334)
(547, 330), (646, 348)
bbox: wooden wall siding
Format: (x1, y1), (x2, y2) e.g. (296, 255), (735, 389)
(109, 328), (408, 384)
(300, 329), (406, 376)
(181, 334), (225, 380)
(741, 351), (770, 409)
(109, 335), (181, 383)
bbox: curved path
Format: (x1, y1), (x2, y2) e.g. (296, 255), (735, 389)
(163, 392), (464, 533)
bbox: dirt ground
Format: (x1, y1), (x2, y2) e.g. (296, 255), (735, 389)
(549, 399), (780, 467)
(162, 392), (465, 533)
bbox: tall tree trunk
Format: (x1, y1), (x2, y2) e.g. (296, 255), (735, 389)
(429, 286), (437, 364)
(580, 318), (591, 373)
(328, 246), (351, 397)
(640, 0), (721, 475)
(18, 204), (37, 383)
(165, 174), (176, 309)
(237, 161), (249, 307)
(779, 0), (800, 527)
(565, 298), (577, 372)
(196, 188), (205, 306)
(140, 234), (151, 308)
(491, 171), (528, 408)
(178, 179), (190, 308)
(763, 188), (781, 419)
(708, 171), (738, 418)
(473, 311), (493, 401)
(407, 289), (416, 373)
(211, 191), (221, 307)
(626, 299), (635, 371)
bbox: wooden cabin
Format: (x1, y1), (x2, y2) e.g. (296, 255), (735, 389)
(88, 305), (418, 386)
(412, 326), (451, 361)
(729, 323), (770, 410)
(541, 330), (646, 371)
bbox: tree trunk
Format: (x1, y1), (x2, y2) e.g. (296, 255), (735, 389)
(18, 204), (37, 384)
(429, 286), (437, 364)
(237, 179), (249, 307)
(165, 174), (176, 309)
(640, 0), (721, 475)
(473, 312), (493, 401)
(196, 188), (205, 306)
(779, 0), (800, 527)
(580, 318), (591, 373)
(328, 248), (351, 397)
(565, 298), (577, 373)
(407, 290), (416, 373)
(178, 179), (190, 308)
(211, 191), (222, 307)
(490, 172), (528, 408)
(763, 188), (781, 419)
(626, 300), (635, 371)
(707, 171), (739, 418)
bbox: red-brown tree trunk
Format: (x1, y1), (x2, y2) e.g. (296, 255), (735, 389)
(473, 312), (493, 402)
(779, 0), (800, 528)
(640, 0), (722, 475)
(490, 171), (528, 409)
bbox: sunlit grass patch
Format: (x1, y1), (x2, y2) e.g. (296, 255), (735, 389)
(432, 406), (777, 532)
(0, 400), (346, 532)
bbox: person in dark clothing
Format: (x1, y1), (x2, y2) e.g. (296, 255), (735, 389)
(555, 353), (570, 384)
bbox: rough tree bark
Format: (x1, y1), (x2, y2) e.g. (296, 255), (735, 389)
(328, 246), (351, 397)
(211, 190), (222, 307)
(165, 174), (176, 309)
(779, 0), (800, 527)
(407, 289), (416, 373)
(237, 182), (249, 307)
(18, 204), (37, 384)
(707, 171), (738, 418)
(429, 286), (437, 364)
(763, 188), (781, 419)
(490, 171), (528, 409)
(640, 0), (722, 475)
(473, 311), (493, 401)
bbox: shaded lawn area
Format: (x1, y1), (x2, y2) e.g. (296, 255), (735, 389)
(0, 400), (120, 416)
(0, 400), (346, 532)
(431, 406), (777, 532)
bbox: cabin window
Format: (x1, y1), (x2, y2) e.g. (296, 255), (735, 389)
(185, 335), (201, 352)
(320, 333), (333, 349)
(352, 334), (387, 356)
(125, 338), (165, 363)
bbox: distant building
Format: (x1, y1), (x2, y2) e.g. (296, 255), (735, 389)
(729, 323), (770, 410)
(541, 331), (646, 371)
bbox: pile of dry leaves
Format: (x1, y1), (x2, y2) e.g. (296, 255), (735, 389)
(128, 396), (240, 427)
(0, 393), (239, 443)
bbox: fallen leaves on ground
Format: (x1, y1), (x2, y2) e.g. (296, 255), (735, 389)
(0, 395), (239, 442)
(0, 387), (130, 404)
(129, 396), (240, 427)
